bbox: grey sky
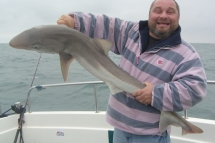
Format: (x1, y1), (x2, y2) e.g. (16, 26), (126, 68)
(1, 0), (214, 43)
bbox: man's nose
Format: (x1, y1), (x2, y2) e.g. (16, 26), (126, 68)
(160, 12), (168, 19)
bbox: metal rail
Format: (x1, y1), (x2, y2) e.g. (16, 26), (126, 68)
(26, 80), (215, 117)
(26, 81), (104, 113)
(207, 80), (215, 84)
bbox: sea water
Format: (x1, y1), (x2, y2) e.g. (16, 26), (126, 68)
(0, 43), (214, 120)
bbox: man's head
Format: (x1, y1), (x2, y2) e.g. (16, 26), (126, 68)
(148, 0), (180, 39)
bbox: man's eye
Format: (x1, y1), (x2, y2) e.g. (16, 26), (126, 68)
(167, 9), (175, 14)
(154, 9), (161, 14)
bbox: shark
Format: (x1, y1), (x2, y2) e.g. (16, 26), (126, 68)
(9, 25), (203, 135)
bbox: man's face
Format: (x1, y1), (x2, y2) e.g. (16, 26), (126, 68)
(148, 0), (180, 39)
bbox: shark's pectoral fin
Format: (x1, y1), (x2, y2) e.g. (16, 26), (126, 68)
(59, 52), (74, 82)
(94, 39), (113, 55)
(106, 83), (123, 95)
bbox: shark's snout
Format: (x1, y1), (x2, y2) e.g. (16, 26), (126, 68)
(9, 37), (19, 48)
(9, 31), (32, 49)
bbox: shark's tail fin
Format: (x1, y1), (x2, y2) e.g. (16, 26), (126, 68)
(181, 116), (203, 135)
(159, 111), (203, 135)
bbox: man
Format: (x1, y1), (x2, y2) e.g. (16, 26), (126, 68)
(57, 0), (207, 142)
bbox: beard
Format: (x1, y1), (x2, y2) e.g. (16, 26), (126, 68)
(149, 22), (177, 39)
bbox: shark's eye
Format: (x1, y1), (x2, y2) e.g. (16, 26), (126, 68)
(33, 45), (39, 49)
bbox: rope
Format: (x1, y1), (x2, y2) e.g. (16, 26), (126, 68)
(30, 53), (42, 87)
(14, 53), (42, 143)
(0, 108), (12, 118)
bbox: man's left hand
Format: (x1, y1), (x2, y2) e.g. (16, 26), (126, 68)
(132, 82), (154, 105)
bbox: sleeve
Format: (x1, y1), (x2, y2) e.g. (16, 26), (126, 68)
(151, 49), (207, 112)
(68, 12), (135, 55)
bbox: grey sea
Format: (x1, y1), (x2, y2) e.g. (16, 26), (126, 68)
(0, 43), (214, 120)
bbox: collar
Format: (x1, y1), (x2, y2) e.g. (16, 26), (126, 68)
(139, 20), (182, 52)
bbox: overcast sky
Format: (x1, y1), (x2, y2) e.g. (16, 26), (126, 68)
(1, 0), (214, 43)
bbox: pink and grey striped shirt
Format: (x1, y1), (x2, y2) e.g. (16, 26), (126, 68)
(69, 12), (207, 135)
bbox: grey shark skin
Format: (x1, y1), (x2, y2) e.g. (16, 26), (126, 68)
(9, 25), (203, 135)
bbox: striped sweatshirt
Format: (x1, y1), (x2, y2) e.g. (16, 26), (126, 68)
(69, 12), (207, 135)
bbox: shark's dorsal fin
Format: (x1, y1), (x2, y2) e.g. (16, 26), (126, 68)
(59, 52), (74, 82)
(94, 39), (113, 55)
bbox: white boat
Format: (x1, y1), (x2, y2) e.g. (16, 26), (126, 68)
(0, 81), (214, 143)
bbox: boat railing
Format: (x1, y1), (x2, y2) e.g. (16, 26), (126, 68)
(27, 81), (104, 113)
(26, 80), (215, 118)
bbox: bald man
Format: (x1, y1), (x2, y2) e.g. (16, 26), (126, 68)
(57, 0), (207, 142)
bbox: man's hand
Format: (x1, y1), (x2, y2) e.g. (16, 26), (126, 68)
(132, 82), (154, 105)
(57, 14), (75, 28)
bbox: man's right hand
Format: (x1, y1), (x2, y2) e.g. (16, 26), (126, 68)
(57, 14), (75, 28)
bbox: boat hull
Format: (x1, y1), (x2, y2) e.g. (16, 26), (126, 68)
(0, 111), (214, 143)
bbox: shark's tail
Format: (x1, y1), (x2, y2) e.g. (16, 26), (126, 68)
(159, 111), (203, 135)
(181, 116), (203, 135)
